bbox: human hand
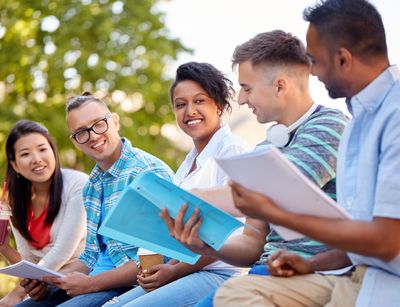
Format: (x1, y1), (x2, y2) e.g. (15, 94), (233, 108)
(230, 181), (287, 223)
(43, 272), (92, 297)
(137, 263), (176, 292)
(267, 250), (313, 277)
(159, 205), (215, 256)
(20, 279), (49, 301)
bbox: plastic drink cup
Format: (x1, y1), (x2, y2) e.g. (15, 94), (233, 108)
(137, 248), (163, 276)
(0, 201), (11, 245)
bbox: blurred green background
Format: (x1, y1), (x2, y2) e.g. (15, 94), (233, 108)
(0, 0), (189, 297)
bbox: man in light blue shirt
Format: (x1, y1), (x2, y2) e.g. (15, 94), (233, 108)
(205, 0), (400, 306)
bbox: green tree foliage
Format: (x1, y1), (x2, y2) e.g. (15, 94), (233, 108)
(0, 0), (189, 180)
(0, 0), (189, 297)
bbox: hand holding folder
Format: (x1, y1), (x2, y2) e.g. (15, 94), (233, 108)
(98, 172), (244, 264)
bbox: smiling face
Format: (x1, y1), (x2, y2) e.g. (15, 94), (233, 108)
(237, 60), (282, 124)
(67, 101), (122, 171)
(172, 80), (222, 152)
(11, 133), (56, 186)
(306, 25), (348, 99)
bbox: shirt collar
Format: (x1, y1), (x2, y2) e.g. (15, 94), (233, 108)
(187, 125), (230, 167)
(88, 137), (131, 183)
(347, 65), (400, 117)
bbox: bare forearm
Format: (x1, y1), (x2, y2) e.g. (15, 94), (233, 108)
(8, 284), (27, 299)
(276, 213), (400, 261)
(207, 234), (264, 267)
(0, 246), (21, 264)
(206, 219), (268, 267)
(90, 261), (138, 291)
(308, 249), (352, 271)
(59, 260), (90, 275)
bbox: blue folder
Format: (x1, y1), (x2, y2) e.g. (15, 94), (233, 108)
(98, 171), (244, 264)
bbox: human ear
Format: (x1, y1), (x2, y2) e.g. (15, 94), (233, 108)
(111, 113), (120, 131)
(335, 48), (352, 71)
(276, 78), (287, 97)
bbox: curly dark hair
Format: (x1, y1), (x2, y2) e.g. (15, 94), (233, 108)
(5, 120), (63, 242)
(303, 0), (387, 60)
(170, 62), (233, 114)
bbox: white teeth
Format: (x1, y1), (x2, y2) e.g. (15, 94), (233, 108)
(187, 119), (202, 126)
(33, 166), (45, 171)
(247, 105), (256, 112)
(92, 140), (105, 149)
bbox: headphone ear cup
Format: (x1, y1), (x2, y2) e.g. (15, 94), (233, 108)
(267, 124), (289, 147)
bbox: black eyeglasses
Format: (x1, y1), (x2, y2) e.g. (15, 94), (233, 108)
(70, 113), (112, 144)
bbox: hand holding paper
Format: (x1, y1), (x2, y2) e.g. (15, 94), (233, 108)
(159, 205), (216, 257)
(216, 146), (351, 240)
(43, 272), (93, 297)
(230, 181), (286, 223)
(98, 171), (244, 264)
(20, 278), (49, 301)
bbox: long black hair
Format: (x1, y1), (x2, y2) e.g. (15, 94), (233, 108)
(5, 120), (63, 242)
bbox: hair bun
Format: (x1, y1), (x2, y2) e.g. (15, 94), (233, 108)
(81, 91), (93, 97)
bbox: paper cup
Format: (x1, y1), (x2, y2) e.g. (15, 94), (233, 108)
(137, 248), (163, 275)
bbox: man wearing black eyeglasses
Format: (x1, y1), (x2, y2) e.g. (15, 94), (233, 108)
(17, 92), (174, 307)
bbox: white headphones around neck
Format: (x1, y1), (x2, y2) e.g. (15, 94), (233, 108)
(267, 102), (319, 147)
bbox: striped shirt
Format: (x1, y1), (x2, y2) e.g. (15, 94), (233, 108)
(79, 138), (173, 270)
(258, 105), (348, 262)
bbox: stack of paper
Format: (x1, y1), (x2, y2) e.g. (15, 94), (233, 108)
(0, 260), (64, 280)
(216, 145), (351, 240)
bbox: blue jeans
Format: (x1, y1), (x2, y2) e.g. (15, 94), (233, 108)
(103, 269), (235, 307)
(195, 264), (269, 307)
(15, 286), (131, 307)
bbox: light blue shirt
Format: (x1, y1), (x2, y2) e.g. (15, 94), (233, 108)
(79, 137), (173, 271)
(89, 195), (115, 276)
(336, 65), (400, 306)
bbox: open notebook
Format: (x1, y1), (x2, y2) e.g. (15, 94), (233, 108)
(216, 145), (351, 240)
(98, 171), (244, 264)
(0, 260), (64, 280)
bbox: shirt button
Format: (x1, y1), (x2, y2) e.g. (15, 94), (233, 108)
(96, 212), (100, 216)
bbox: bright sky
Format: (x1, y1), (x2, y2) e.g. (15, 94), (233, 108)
(157, 0), (400, 147)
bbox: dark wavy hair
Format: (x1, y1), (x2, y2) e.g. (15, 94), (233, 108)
(303, 0), (387, 60)
(169, 62), (233, 114)
(5, 120), (63, 242)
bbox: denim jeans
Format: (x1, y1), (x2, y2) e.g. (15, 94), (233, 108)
(15, 286), (131, 307)
(195, 264), (269, 307)
(103, 269), (235, 307)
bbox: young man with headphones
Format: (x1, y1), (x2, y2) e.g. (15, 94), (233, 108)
(212, 1), (400, 306)
(161, 29), (348, 307)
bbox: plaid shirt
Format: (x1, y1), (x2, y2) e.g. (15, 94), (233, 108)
(79, 137), (173, 270)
